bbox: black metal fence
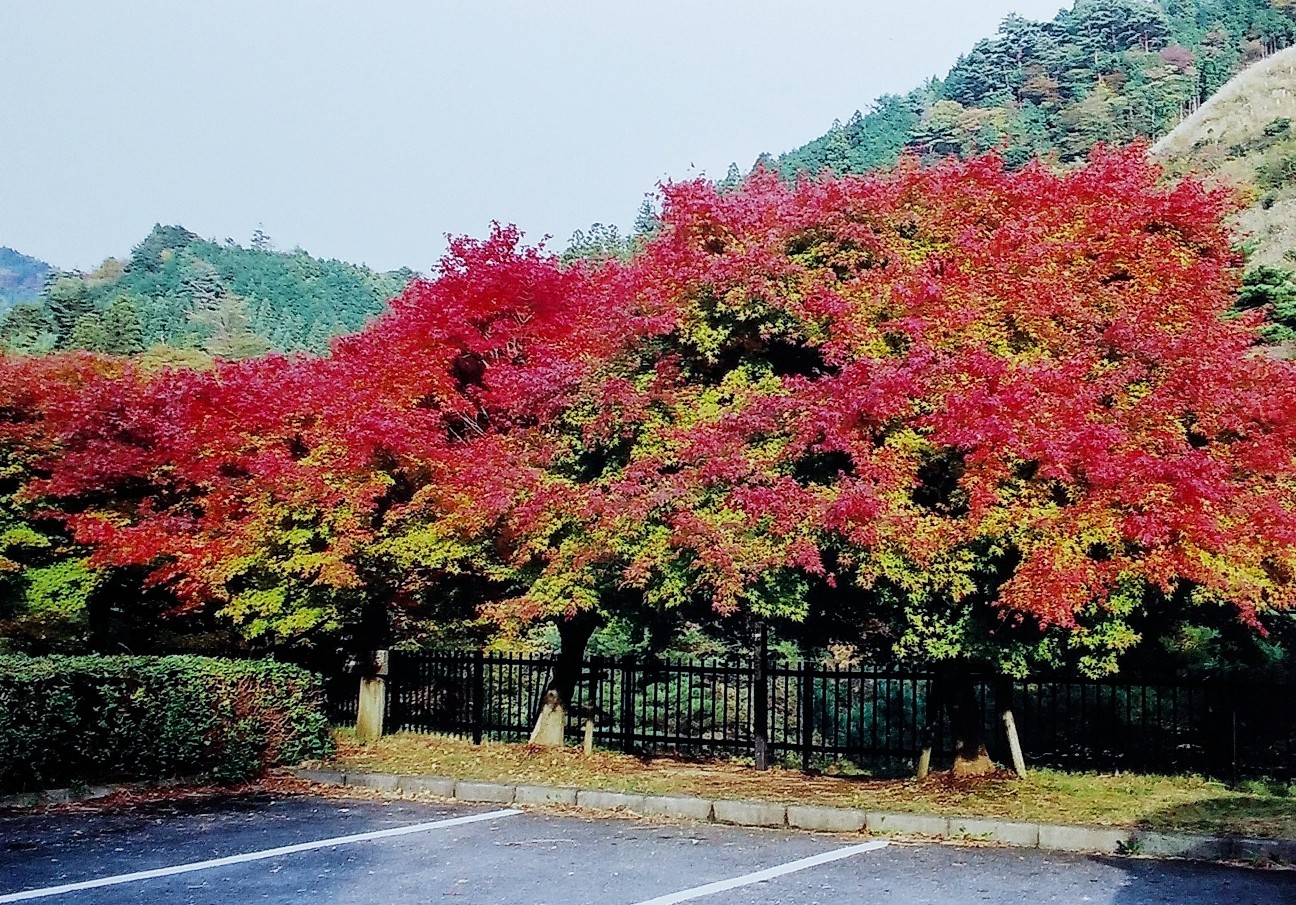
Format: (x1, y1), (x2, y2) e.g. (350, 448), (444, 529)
(326, 650), (1296, 779)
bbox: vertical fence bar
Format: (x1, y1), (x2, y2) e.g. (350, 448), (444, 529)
(842, 663), (852, 755)
(669, 659), (678, 751)
(472, 649), (484, 745)
(620, 656), (635, 754)
(721, 661), (731, 753)
(800, 659), (814, 771)
(642, 661), (651, 754)
(707, 660), (717, 750)
(1230, 681), (1239, 785)
(753, 627), (770, 770)
(870, 671), (879, 754)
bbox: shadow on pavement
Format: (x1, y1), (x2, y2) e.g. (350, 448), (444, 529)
(1099, 796), (1296, 905)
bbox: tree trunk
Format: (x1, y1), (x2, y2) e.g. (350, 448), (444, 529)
(528, 613), (599, 747)
(352, 594), (392, 653)
(942, 665), (995, 777)
(916, 676), (943, 780)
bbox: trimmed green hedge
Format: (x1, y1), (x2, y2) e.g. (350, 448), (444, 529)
(0, 655), (335, 794)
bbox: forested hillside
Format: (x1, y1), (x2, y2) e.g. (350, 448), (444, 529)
(0, 248), (50, 311)
(768, 0), (1295, 177)
(0, 226), (412, 359)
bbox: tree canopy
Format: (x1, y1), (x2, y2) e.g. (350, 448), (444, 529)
(2, 149), (1294, 688)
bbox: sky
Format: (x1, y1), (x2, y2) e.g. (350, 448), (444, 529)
(0, 1), (1067, 274)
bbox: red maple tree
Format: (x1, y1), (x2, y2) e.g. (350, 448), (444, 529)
(8, 148), (1296, 771)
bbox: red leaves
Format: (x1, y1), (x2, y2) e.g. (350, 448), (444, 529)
(557, 146), (1296, 629)
(6, 148), (1296, 644)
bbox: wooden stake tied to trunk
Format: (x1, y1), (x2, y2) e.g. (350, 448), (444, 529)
(996, 676), (1028, 778)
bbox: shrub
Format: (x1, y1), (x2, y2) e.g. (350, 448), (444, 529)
(1264, 117), (1291, 138)
(1257, 151), (1296, 190)
(0, 655), (334, 793)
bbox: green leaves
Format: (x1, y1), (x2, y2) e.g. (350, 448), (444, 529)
(0, 654), (333, 793)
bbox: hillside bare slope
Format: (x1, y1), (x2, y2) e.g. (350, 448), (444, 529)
(1154, 45), (1296, 268)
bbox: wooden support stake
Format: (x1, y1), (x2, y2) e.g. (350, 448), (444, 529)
(1002, 708), (1027, 778)
(916, 747), (933, 780)
(996, 676), (1027, 778)
(917, 674), (941, 780)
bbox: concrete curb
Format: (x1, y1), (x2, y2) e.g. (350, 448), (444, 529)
(284, 767), (1294, 864)
(642, 795), (714, 821)
(0, 776), (199, 812)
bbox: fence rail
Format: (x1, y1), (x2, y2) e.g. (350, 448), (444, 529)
(326, 650), (1296, 779)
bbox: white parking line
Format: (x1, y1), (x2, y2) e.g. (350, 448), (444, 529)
(628, 840), (889, 905)
(0, 808), (522, 903)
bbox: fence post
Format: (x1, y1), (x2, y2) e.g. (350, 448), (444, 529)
(799, 656), (815, 772)
(472, 649), (485, 745)
(1231, 700), (1239, 785)
(753, 625), (770, 771)
(620, 655), (636, 754)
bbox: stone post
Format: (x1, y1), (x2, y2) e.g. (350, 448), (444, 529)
(356, 650), (389, 743)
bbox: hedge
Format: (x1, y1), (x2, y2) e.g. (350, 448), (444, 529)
(0, 654), (335, 794)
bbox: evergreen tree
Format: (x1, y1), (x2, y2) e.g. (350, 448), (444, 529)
(67, 314), (109, 352)
(0, 302), (56, 352)
(43, 275), (96, 347)
(101, 296), (145, 355)
(188, 293), (271, 359)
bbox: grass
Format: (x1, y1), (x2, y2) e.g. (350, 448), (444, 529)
(321, 730), (1296, 839)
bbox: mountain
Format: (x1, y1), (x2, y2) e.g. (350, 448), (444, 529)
(766, 1), (1295, 178)
(0, 247), (51, 311)
(0, 226), (413, 358)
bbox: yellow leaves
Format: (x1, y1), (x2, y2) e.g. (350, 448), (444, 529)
(868, 545), (982, 601)
(1064, 602), (1144, 679)
(373, 523), (478, 574)
(21, 558), (100, 619)
(222, 586), (339, 641)
(1187, 545), (1296, 614)
(0, 523), (51, 571)
(497, 572), (602, 627)
(677, 306), (729, 365)
(224, 586), (287, 623)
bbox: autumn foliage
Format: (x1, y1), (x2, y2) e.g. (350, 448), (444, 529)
(4, 148), (1296, 675)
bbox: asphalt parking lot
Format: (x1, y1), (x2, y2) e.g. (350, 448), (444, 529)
(1, 794), (1293, 905)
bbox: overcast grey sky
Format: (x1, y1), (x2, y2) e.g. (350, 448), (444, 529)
(1, 1), (1066, 273)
